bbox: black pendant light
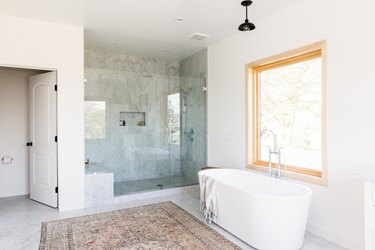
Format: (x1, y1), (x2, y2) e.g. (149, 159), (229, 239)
(238, 0), (255, 31)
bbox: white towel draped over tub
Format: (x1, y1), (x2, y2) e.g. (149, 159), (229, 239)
(198, 174), (218, 223)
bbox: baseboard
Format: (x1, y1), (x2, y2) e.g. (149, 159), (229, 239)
(307, 221), (364, 250)
(0, 187), (29, 198)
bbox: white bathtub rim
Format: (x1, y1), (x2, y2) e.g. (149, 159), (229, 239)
(198, 168), (312, 200)
(219, 180), (312, 200)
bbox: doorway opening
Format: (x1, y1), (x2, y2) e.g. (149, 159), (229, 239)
(0, 66), (58, 208)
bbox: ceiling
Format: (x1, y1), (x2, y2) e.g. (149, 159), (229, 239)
(0, 0), (301, 60)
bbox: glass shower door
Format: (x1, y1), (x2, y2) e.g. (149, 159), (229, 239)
(168, 92), (182, 186)
(170, 76), (206, 187)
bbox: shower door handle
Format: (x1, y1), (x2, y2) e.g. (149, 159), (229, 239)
(170, 130), (176, 144)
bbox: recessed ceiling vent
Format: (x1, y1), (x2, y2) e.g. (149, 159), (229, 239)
(188, 33), (210, 41)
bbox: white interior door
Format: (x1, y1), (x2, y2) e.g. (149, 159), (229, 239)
(29, 72), (57, 208)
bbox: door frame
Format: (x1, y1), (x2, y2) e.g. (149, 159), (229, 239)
(0, 63), (59, 208)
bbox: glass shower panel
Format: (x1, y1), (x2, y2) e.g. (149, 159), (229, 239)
(84, 68), (206, 195)
(84, 68), (172, 196)
(114, 73), (171, 194)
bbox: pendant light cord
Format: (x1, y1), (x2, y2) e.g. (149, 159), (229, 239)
(246, 5), (248, 20)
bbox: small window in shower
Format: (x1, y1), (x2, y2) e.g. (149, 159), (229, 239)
(84, 101), (106, 139)
(168, 93), (180, 145)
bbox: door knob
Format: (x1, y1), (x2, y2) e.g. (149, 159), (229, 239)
(26, 142), (33, 147)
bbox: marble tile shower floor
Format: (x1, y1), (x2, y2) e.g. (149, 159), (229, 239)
(114, 175), (196, 196)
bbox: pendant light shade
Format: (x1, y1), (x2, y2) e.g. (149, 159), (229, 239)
(238, 0), (256, 31)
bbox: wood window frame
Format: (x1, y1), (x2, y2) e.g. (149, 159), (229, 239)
(246, 41), (328, 186)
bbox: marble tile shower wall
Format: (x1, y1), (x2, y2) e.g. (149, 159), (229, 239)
(85, 50), (180, 76)
(85, 50), (181, 182)
(179, 49), (208, 182)
(179, 49), (208, 80)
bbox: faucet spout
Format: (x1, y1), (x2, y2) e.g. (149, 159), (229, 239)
(260, 129), (278, 152)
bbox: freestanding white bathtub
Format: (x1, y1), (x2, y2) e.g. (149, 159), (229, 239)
(198, 169), (312, 250)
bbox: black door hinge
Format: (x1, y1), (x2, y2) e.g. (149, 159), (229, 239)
(55, 136), (57, 142)
(55, 187), (58, 193)
(54, 85), (57, 91)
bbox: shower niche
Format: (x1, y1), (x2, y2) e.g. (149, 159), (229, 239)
(119, 111), (146, 127)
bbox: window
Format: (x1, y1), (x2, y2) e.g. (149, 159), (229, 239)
(247, 41), (327, 184)
(168, 93), (180, 145)
(84, 101), (106, 139)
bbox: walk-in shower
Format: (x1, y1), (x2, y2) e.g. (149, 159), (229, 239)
(84, 49), (207, 196)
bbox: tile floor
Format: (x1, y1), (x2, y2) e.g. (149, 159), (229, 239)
(0, 188), (346, 250)
(114, 175), (196, 196)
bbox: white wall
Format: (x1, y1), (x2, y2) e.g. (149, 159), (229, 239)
(0, 15), (85, 211)
(0, 67), (42, 197)
(207, 0), (375, 249)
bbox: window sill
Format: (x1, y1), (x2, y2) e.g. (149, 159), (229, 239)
(247, 163), (328, 186)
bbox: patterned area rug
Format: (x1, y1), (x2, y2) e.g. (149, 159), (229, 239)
(39, 201), (240, 249)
